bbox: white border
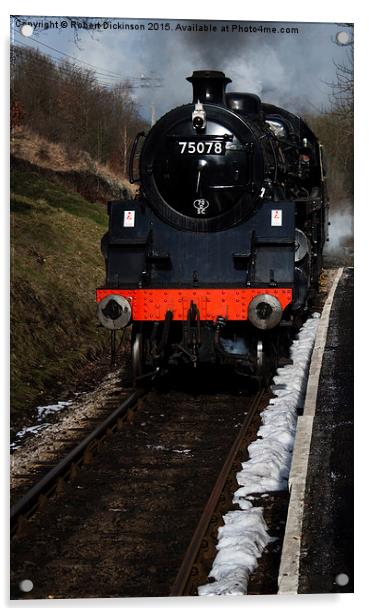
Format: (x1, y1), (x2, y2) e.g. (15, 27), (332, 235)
(2, 1), (365, 614)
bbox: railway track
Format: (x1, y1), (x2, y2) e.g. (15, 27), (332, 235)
(171, 388), (265, 595)
(11, 372), (271, 599)
(11, 387), (148, 539)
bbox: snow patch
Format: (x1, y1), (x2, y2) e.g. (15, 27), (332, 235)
(199, 507), (271, 595)
(36, 400), (73, 421)
(11, 423), (51, 449)
(146, 444), (192, 454)
(10, 399), (73, 451)
(198, 313), (320, 596)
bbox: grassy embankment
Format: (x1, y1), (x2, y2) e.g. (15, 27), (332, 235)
(10, 167), (111, 425)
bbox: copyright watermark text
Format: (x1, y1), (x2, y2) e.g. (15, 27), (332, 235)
(14, 18), (300, 35)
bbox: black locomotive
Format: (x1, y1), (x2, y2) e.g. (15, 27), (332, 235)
(97, 70), (328, 381)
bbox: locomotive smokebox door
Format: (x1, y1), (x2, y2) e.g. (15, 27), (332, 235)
(138, 70), (268, 232)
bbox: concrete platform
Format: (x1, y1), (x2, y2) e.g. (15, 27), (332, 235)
(279, 267), (354, 594)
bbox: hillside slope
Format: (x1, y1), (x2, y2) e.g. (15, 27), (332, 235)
(11, 127), (134, 204)
(10, 166), (111, 426)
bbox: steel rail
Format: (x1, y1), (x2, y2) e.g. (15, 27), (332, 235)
(11, 387), (146, 537)
(170, 388), (265, 596)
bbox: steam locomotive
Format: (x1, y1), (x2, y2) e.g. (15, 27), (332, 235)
(96, 70), (328, 382)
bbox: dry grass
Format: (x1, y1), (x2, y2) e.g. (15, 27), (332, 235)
(10, 126), (132, 196)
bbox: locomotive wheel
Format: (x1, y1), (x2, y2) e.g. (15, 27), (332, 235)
(255, 339), (269, 386)
(256, 337), (279, 386)
(256, 340), (264, 371)
(132, 332), (144, 384)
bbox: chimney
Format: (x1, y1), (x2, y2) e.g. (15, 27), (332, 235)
(186, 70), (232, 105)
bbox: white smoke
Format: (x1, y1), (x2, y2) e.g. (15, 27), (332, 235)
(48, 19), (352, 121)
(325, 204), (354, 258)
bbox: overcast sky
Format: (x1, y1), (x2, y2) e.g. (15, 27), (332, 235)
(11, 16), (353, 122)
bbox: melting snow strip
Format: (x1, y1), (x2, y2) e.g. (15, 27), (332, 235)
(198, 313), (320, 596)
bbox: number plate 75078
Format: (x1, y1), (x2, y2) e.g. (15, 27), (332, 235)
(177, 141), (225, 155)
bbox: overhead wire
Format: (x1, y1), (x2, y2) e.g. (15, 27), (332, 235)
(12, 33), (162, 87)
(11, 40), (132, 90)
(11, 34), (163, 105)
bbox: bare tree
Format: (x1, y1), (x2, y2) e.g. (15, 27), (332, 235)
(308, 26), (354, 209)
(10, 44), (148, 176)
